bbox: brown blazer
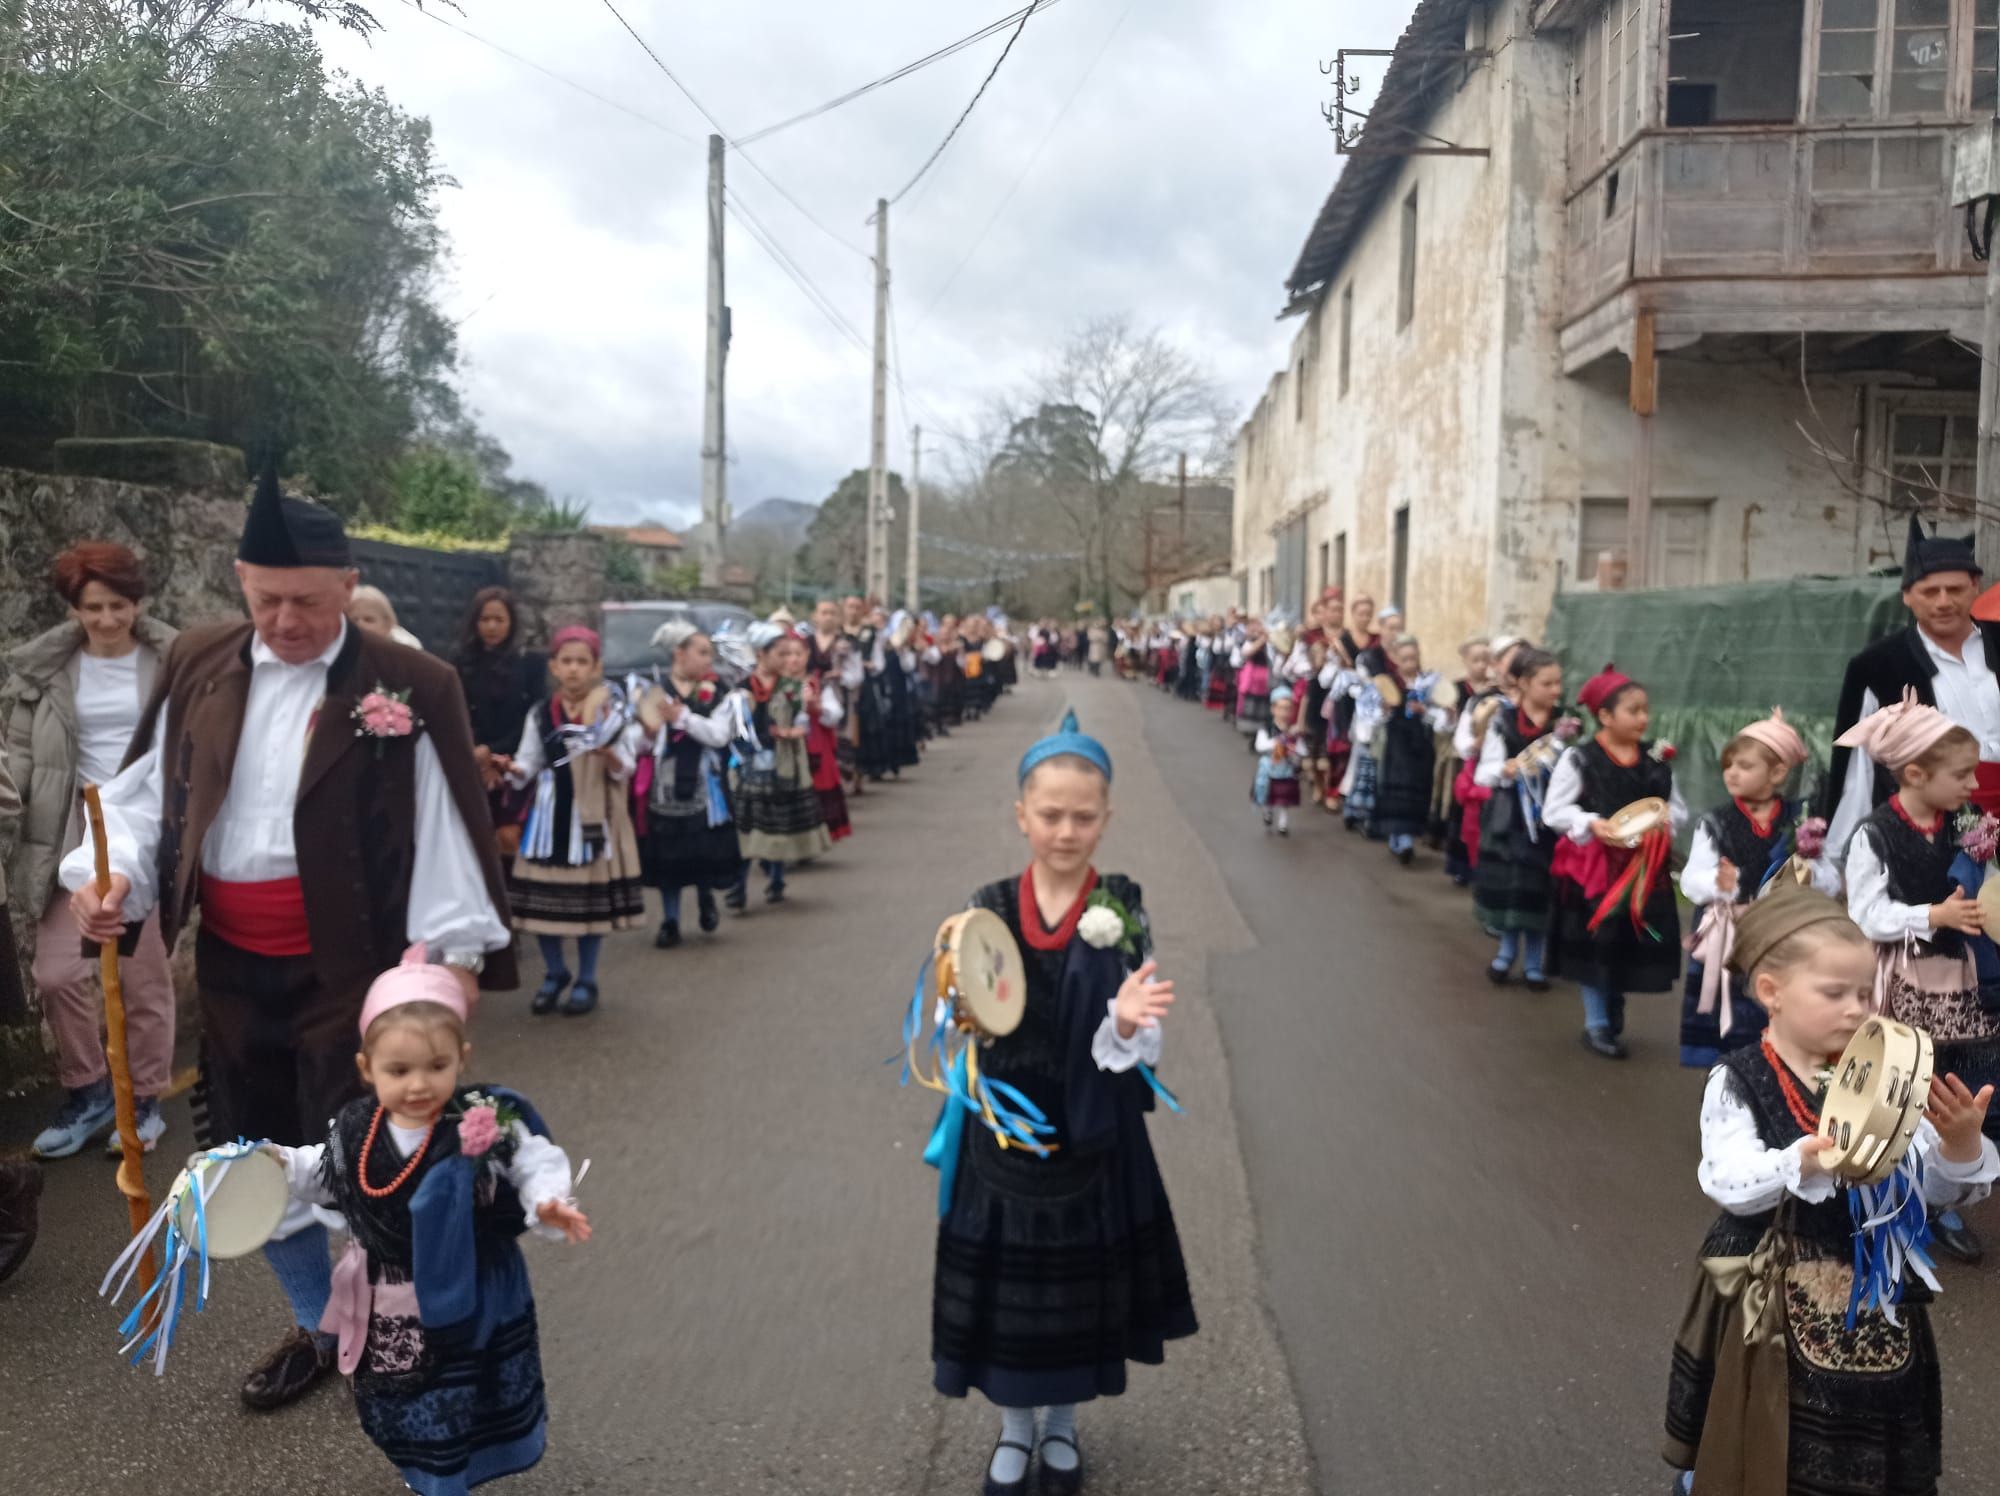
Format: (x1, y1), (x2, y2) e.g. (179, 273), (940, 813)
(124, 621), (519, 998)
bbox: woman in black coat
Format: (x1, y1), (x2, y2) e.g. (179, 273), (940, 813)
(455, 586), (548, 855)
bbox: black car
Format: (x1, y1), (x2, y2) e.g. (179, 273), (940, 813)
(601, 599), (758, 677)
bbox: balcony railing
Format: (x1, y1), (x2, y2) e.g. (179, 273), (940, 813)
(1564, 124), (1971, 327)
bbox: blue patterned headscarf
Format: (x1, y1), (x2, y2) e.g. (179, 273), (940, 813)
(1018, 708), (1112, 786)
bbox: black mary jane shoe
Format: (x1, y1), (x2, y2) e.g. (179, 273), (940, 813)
(1580, 1027), (1628, 1061)
(530, 977), (570, 1016)
(1036, 1434), (1084, 1496)
(654, 921), (682, 950)
(1485, 965), (1512, 987)
(698, 894), (720, 933)
(982, 1440), (1034, 1496)
(1932, 1216), (1985, 1266)
(561, 982), (599, 1017)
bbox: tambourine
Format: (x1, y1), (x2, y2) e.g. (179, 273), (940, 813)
(634, 684), (672, 734)
(982, 639), (1007, 663)
(931, 909), (1026, 1041)
(1510, 734), (1564, 777)
(1606, 796), (1669, 848)
(1470, 695), (1503, 743)
(1372, 673), (1405, 709)
(1818, 1018), (1934, 1185)
(171, 1144), (287, 1259)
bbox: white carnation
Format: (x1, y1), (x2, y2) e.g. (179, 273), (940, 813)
(1077, 906), (1125, 949)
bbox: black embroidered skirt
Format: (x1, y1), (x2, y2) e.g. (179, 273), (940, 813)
(933, 1127), (1197, 1408)
(643, 805), (742, 892)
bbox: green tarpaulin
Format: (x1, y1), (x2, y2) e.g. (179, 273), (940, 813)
(1544, 576), (1906, 839)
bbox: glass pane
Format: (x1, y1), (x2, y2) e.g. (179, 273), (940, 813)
(1895, 0), (1948, 27)
(1823, 0), (1880, 26)
(1894, 413), (1948, 456)
(1972, 32), (1996, 113)
(1816, 73), (1876, 119)
(1950, 421), (1980, 461)
(1821, 31), (1880, 72)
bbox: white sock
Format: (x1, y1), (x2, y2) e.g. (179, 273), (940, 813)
(1040, 1405), (1079, 1472)
(991, 1407), (1035, 1484)
(1277, 808), (1290, 833)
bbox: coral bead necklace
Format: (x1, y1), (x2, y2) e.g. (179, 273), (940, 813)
(357, 1104), (436, 1199)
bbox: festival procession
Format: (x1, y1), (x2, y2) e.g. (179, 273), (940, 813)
(15, 2), (2000, 1495)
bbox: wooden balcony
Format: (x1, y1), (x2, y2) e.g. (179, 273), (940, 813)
(1561, 124), (1986, 372)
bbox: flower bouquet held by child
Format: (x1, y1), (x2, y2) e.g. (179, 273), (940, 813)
(1663, 885), (1997, 1496)
(904, 709), (1196, 1496)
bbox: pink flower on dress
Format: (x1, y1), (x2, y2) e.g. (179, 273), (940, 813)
(1793, 816), (1829, 860)
(458, 1105), (501, 1158)
(1959, 812), (2000, 865)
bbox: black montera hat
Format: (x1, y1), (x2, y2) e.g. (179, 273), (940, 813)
(238, 464), (351, 569)
(1902, 512), (1981, 588)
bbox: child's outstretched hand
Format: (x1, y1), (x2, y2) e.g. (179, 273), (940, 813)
(1114, 960), (1174, 1041)
(1928, 1073), (1996, 1164)
(537, 1199), (593, 1244)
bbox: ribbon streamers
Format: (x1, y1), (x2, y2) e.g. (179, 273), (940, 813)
(1588, 827), (1672, 940)
(99, 1143), (257, 1376)
(1845, 1151), (1939, 1330)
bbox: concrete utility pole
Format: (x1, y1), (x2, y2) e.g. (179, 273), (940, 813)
(867, 200), (890, 604)
(1972, 125), (2000, 578)
(907, 424), (922, 614)
(700, 134), (729, 592)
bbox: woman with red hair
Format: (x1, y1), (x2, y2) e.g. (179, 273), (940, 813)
(1, 541), (179, 1157)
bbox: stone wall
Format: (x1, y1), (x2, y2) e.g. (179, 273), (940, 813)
(506, 531), (610, 642)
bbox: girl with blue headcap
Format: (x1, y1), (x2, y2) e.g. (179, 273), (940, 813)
(922, 709), (1196, 1496)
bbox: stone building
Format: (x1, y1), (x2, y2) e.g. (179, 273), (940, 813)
(1235, 0), (1991, 649)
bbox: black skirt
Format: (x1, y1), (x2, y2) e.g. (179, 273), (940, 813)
(644, 810), (742, 891)
(933, 1126), (1197, 1408)
(1550, 871), (1681, 994)
(1370, 715), (1436, 839)
(1471, 791), (1554, 935)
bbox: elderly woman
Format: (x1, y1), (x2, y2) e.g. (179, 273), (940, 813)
(1, 542), (178, 1158)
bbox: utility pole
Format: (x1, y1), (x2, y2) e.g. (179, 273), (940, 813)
(700, 134), (729, 593)
(867, 200), (890, 605)
(907, 424), (922, 614)
(1968, 119), (2000, 578)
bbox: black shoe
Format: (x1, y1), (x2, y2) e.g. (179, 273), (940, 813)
(1395, 845), (1415, 866)
(698, 894), (720, 933)
(241, 1326), (336, 1412)
(1524, 975), (1551, 993)
(765, 882), (786, 905)
(1486, 964), (1512, 986)
(0, 1159), (44, 1287)
(983, 1440), (1034, 1496)
(654, 921), (681, 950)
(1932, 1217), (1985, 1265)
(561, 982), (599, 1017)
(1037, 1434), (1083, 1496)
(531, 976), (570, 1015)
(724, 884), (747, 912)
(1581, 1027), (1627, 1060)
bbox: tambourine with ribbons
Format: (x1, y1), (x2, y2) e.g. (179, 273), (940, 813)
(100, 1141), (288, 1375)
(1586, 797), (1675, 939)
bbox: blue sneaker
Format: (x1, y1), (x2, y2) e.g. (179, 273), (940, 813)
(33, 1079), (116, 1159)
(103, 1097), (167, 1157)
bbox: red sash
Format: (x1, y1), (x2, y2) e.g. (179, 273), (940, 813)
(199, 875), (312, 957)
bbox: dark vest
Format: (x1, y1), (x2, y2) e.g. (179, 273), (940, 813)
(1697, 800), (1797, 906)
(1701, 1046), (1852, 1259)
(1572, 737), (1675, 816)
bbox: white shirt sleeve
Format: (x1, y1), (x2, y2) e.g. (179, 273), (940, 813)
(607, 722), (641, 781)
(1255, 728), (1279, 753)
(1698, 1068), (1837, 1214)
(1917, 1127), (2000, 1208)
(1843, 828), (1934, 943)
(502, 1123), (577, 1242)
(406, 733), (512, 957)
(1091, 998), (1163, 1072)
(1680, 822), (1724, 906)
(58, 742), (165, 919)
(1827, 687), (1880, 861)
(1541, 749), (1595, 843)
(668, 702), (735, 751)
(818, 682), (845, 729)
(1452, 709), (1480, 760)
(273, 1143), (338, 1208)
(1317, 660), (1340, 691)
(1472, 722), (1509, 790)
(504, 709), (545, 787)
(1229, 645), (1247, 669)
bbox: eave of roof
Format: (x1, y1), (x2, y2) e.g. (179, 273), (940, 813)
(1282, 0), (1480, 315)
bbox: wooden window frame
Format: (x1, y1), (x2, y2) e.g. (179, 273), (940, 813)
(1802, 0), (1980, 124)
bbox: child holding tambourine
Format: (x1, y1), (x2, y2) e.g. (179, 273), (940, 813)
(1663, 884), (1996, 1495)
(916, 709), (1196, 1496)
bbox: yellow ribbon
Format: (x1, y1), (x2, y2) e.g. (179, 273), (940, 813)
(1702, 1238), (1786, 1347)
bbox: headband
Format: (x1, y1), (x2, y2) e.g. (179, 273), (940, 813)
(358, 943), (470, 1038)
(1736, 707), (1809, 769)
(550, 625), (601, 660)
(1834, 687), (1957, 772)
(1018, 708), (1113, 786)
(746, 620), (788, 652)
(1727, 883), (1858, 977)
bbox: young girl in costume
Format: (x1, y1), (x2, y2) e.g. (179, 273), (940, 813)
(1472, 648), (1567, 989)
(921, 710), (1196, 1496)
(1252, 687), (1307, 835)
(636, 622), (746, 950)
(1545, 666), (1687, 1060)
(1231, 620), (1275, 746)
(270, 948), (590, 1496)
(1368, 636), (1452, 865)
(1678, 710), (1834, 1068)
(732, 623), (832, 907)
(1662, 885), (1996, 1496)
(506, 626), (645, 1017)
(1839, 691), (2000, 1263)
(804, 632), (855, 845)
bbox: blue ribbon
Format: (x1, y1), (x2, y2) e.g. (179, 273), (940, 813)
(1844, 1152), (1938, 1330)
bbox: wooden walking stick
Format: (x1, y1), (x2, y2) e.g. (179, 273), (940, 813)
(85, 784), (157, 1307)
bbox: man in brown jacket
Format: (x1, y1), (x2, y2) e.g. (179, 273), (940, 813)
(66, 471), (517, 1411)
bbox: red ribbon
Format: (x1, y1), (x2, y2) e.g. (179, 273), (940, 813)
(1586, 827), (1671, 939)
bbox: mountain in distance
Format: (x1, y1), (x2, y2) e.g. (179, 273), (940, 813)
(733, 497), (817, 547)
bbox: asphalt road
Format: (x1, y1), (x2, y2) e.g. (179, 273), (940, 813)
(6, 673), (1999, 1496)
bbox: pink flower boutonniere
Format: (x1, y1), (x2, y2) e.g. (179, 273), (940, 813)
(1793, 816), (1829, 861)
(1553, 715), (1583, 742)
(1649, 740), (1677, 763)
(354, 684), (421, 757)
(697, 680), (717, 706)
(1959, 811), (2000, 865)
(457, 1104), (501, 1158)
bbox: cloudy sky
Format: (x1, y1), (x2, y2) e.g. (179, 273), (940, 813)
(314, 0), (1417, 527)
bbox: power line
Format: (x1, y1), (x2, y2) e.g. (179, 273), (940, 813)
(881, 0), (1039, 212)
(733, 0), (1069, 148)
(593, 0), (870, 260)
(917, 0), (1134, 328)
(724, 187), (873, 359)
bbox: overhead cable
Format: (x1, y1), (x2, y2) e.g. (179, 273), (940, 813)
(879, 0), (1040, 213)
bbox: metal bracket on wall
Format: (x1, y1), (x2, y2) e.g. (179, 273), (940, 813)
(1321, 48), (1492, 159)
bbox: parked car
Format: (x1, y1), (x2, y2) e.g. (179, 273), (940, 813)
(601, 599), (757, 677)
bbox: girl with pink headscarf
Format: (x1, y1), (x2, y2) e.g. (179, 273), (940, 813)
(1676, 709), (1836, 1068)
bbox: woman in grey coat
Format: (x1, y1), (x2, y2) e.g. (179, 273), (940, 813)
(1, 542), (178, 1159)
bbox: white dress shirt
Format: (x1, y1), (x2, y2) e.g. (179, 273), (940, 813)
(1540, 744), (1690, 843)
(1828, 627), (2000, 858)
(61, 623), (509, 959)
(1842, 820), (1943, 944)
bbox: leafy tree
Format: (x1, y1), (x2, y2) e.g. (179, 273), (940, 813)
(0, 0), (468, 509)
(797, 468), (907, 598)
(391, 446), (510, 539)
